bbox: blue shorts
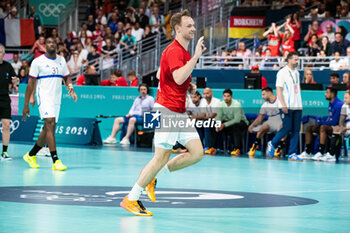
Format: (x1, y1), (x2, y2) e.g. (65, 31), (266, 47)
(123, 115), (143, 124)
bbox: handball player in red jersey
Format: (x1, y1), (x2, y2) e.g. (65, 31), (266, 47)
(120, 9), (206, 216)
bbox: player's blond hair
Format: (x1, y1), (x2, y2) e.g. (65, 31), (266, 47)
(170, 10), (191, 31)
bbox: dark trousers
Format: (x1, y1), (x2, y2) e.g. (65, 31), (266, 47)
(204, 127), (216, 148)
(224, 120), (248, 150)
(272, 109), (302, 155)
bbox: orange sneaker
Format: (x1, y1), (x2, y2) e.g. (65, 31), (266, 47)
(205, 147), (216, 155)
(145, 178), (157, 202)
(231, 149), (241, 157)
(120, 196), (153, 216)
(274, 147), (282, 157)
(248, 144), (258, 158)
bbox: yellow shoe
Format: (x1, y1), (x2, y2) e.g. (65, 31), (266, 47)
(145, 178), (157, 202)
(205, 147), (216, 155)
(120, 196), (153, 216)
(248, 144), (258, 158)
(23, 152), (40, 168)
(52, 160), (67, 171)
(274, 147), (282, 157)
(231, 149), (241, 157)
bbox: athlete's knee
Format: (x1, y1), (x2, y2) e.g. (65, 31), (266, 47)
(2, 120), (10, 131)
(191, 150), (204, 163)
(129, 117), (136, 124)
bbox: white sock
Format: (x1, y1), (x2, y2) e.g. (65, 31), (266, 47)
(128, 183), (144, 201)
(156, 164), (170, 178)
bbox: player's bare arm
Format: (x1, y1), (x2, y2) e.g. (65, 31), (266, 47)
(22, 77), (37, 120)
(172, 36), (206, 85)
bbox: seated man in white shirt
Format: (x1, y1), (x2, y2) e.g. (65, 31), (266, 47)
(187, 91), (207, 146)
(103, 84), (154, 145)
(202, 88), (221, 155)
(248, 87), (282, 158)
(330, 51), (346, 70)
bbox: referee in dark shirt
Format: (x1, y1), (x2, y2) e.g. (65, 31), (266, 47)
(0, 44), (16, 160)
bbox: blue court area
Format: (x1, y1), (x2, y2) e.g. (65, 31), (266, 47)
(0, 143), (350, 233)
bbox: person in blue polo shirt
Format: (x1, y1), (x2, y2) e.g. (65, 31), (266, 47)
(299, 87), (343, 160)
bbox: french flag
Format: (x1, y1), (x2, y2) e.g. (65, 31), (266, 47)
(0, 19), (35, 47)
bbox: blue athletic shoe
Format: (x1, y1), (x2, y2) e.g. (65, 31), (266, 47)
(288, 153), (303, 161)
(203, 147), (209, 152)
(267, 141), (275, 158)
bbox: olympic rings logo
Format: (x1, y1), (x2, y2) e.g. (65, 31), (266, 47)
(0, 120), (20, 134)
(38, 3), (66, 17)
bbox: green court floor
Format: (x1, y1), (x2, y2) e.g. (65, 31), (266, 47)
(0, 143), (349, 233)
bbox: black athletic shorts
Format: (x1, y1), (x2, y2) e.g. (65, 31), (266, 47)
(0, 96), (11, 119)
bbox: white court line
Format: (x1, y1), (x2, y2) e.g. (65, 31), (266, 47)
(267, 189), (350, 194)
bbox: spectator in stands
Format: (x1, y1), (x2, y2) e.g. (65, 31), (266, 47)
(138, 7), (149, 29)
(300, 87), (343, 160)
(288, 13), (301, 51)
(93, 23), (103, 40)
(203, 88), (221, 155)
(80, 30), (88, 47)
(335, 4), (342, 18)
(279, 19), (295, 54)
(237, 41), (252, 57)
(28, 6), (42, 39)
(302, 68), (316, 84)
(263, 23), (280, 57)
(139, 1), (151, 16)
(330, 51), (346, 70)
(51, 28), (58, 40)
(101, 69), (128, 86)
(64, 31), (75, 52)
(18, 67), (29, 83)
(248, 87), (282, 158)
(340, 6), (350, 18)
(216, 89), (249, 157)
(103, 83), (154, 144)
(320, 36), (332, 56)
(76, 42), (89, 65)
(132, 22), (144, 42)
(187, 91), (207, 144)
(337, 25), (348, 40)
(149, 6), (165, 34)
(251, 65), (267, 89)
(227, 49), (243, 68)
(114, 22), (125, 43)
(261, 48), (279, 70)
(307, 34), (320, 56)
(87, 14), (96, 32)
(30, 35), (46, 58)
(125, 6), (138, 25)
(77, 65), (97, 86)
(120, 28), (137, 56)
(342, 72), (350, 89)
(67, 51), (80, 74)
(317, 2), (327, 17)
(316, 50), (329, 68)
(108, 12), (120, 34)
(304, 21), (323, 45)
(342, 47), (350, 69)
(87, 44), (100, 65)
(323, 24), (335, 43)
(20, 59), (29, 75)
(332, 32), (350, 56)
(101, 38), (117, 70)
(96, 9), (107, 25)
(79, 23), (93, 38)
(11, 53), (21, 75)
(84, 38), (93, 52)
(305, 8), (318, 20)
(330, 72), (340, 85)
(127, 70), (138, 87)
(6, 6), (17, 19)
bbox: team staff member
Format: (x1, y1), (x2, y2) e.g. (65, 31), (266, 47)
(120, 10), (206, 216)
(0, 43), (16, 160)
(267, 52), (303, 161)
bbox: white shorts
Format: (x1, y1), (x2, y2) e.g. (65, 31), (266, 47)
(264, 118), (282, 133)
(153, 103), (200, 150)
(252, 118), (282, 133)
(38, 102), (60, 123)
